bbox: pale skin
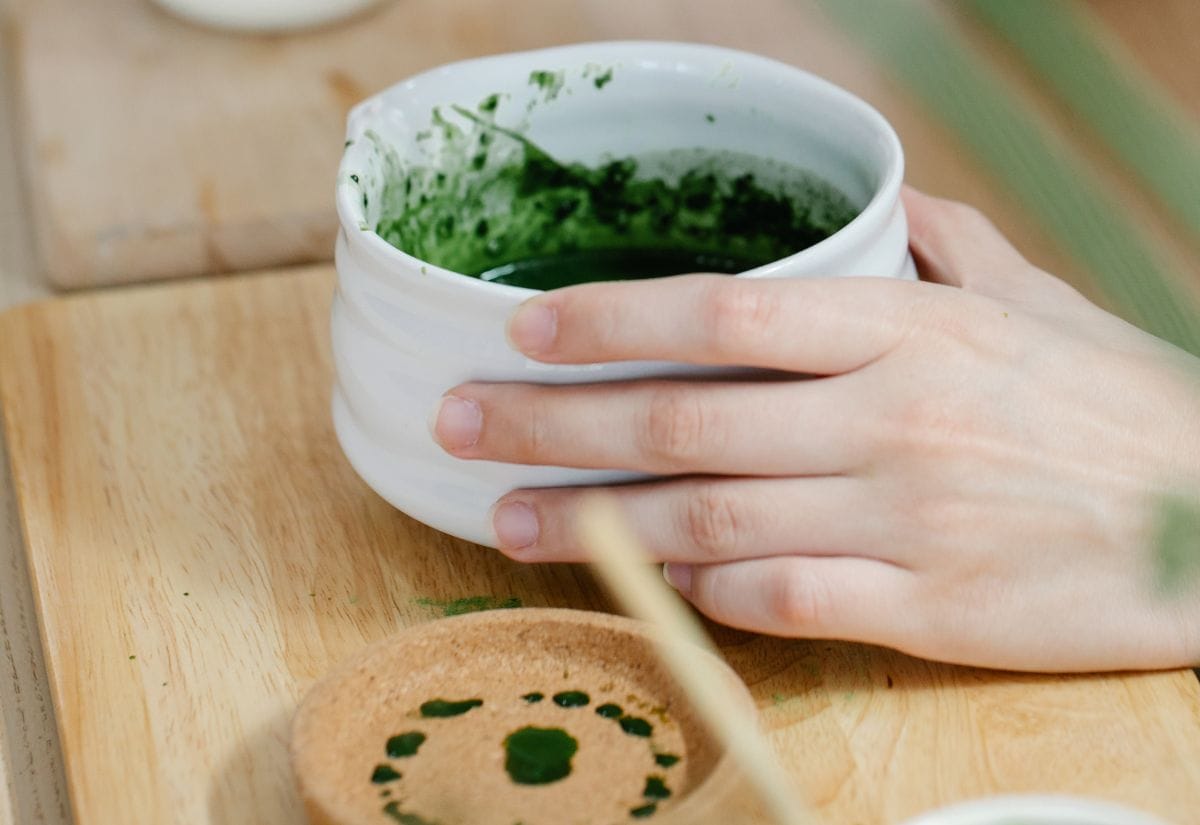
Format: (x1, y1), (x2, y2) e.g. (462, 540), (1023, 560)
(433, 187), (1200, 672)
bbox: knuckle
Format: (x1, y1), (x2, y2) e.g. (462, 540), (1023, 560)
(877, 396), (933, 455)
(904, 494), (977, 541)
(880, 392), (980, 458)
(705, 283), (779, 354)
(897, 395), (956, 440)
(591, 294), (626, 354)
(681, 486), (745, 560)
(519, 396), (554, 462)
(640, 388), (709, 467)
(900, 293), (971, 345)
(909, 496), (961, 535)
(768, 569), (834, 631)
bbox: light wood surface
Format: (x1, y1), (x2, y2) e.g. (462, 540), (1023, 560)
(9, 0), (1089, 292)
(2, 265), (1199, 825)
(0, 8), (70, 825)
(2, 2), (1200, 824)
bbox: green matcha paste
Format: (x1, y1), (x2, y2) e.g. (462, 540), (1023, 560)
(371, 94), (859, 290)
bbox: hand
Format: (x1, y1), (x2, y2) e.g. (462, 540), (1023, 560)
(432, 187), (1200, 672)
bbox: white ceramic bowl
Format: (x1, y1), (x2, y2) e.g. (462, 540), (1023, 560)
(152, 0), (384, 32)
(332, 41), (915, 546)
(899, 795), (1173, 825)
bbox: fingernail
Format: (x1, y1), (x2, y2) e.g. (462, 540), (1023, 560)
(663, 563), (693, 595)
(434, 396), (482, 450)
(507, 302), (557, 355)
(493, 501), (540, 550)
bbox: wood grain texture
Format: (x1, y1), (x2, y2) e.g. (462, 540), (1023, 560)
(11, 0), (1086, 293)
(0, 6), (72, 823)
(2, 265), (1199, 825)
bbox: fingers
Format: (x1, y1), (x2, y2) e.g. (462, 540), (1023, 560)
(506, 273), (916, 373)
(664, 555), (914, 642)
(489, 475), (882, 563)
(434, 377), (870, 476)
(901, 186), (1036, 293)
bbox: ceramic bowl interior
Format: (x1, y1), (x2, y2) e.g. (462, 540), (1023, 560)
(338, 40), (904, 284)
(292, 609), (756, 825)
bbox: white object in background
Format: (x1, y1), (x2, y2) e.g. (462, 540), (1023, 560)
(899, 795), (1174, 825)
(333, 41), (916, 547)
(151, 0), (384, 32)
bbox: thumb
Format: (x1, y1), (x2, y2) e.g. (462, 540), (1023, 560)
(902, 187), (1061, 300)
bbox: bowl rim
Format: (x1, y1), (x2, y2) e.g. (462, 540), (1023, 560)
(335, 39), (905, 298)
(900, 794), (1174, 825)
(153, 0), (381, 32)
(290, 606), (756, 824)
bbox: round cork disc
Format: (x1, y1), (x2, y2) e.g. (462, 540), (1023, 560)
(291, 608), (756, 825)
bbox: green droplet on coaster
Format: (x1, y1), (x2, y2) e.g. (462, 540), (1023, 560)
(654, 753), (680, 768)
(618, 715), (653, 737)
(552, 691), (589, 708)
(381, 801), (439, 825)
(643, 775), (671, 800)
(420, 698), (483, 718)
(503, 726), (578, 785)
(386, 731), (426, 758)
(522, 692), (544, 703)
(596, 703), (623, 719)
(370, 764), (402, 784)
(630, 803), (657, 818)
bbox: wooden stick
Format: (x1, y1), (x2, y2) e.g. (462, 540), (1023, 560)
(577, 494), (817, 825)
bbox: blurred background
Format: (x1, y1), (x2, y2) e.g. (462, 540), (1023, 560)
(4, 0), (1200, 344)
(1, 1), (1199, 824)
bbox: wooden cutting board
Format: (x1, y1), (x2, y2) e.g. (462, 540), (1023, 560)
(2, 264), (1200, 824)
(9, 0), (1094, 292)
(8, 0), (586, 288)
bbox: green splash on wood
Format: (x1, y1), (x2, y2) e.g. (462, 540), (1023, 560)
(414, 596), (522, 617)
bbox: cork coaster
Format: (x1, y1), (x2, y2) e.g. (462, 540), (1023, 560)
(291, 608), (757, 825)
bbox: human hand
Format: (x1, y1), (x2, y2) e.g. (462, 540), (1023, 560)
(432, 187), (1200, 672)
